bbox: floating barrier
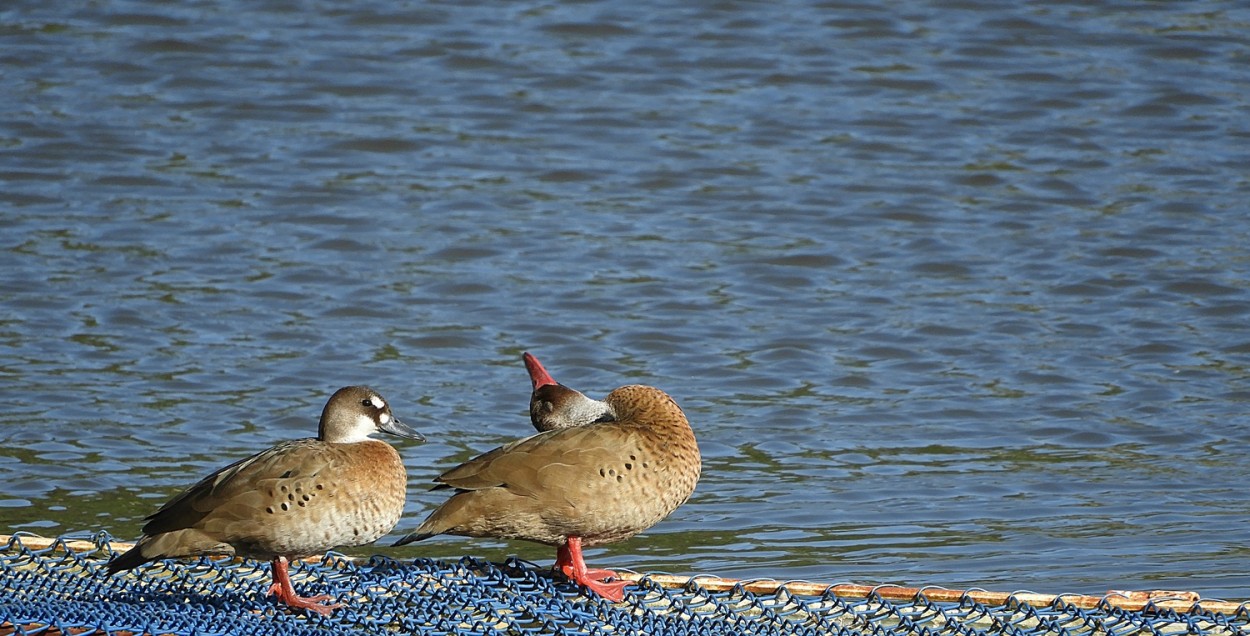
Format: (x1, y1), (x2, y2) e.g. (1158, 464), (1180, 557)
(1, 533), (1246, 635)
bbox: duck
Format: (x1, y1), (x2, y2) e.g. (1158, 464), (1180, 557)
(396, 353), (700, 602)
(107, 385), (424, 616)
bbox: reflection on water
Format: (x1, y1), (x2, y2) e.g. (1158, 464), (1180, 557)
(2, 0), (1250, 598)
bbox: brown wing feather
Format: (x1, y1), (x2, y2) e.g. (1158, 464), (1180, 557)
(435, 426), (631, 498)
(141, 439), (330, 536)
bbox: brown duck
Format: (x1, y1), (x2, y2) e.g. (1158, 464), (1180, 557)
(107, 385), (425, 616)
(396, 353), (701, 602)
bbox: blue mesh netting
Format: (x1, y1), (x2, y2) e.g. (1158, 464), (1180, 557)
(1, 533), (1247, 636)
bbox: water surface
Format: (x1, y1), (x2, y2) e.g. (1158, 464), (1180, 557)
(2, 0), (1250, 599)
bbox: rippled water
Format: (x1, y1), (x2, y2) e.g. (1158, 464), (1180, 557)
(3, 0), (1250, 599)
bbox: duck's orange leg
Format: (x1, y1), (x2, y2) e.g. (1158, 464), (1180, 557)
(554, 536), (632, 602)
(266, 556), (342, 616)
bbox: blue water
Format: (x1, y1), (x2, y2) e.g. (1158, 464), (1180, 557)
(2, 0), (1250, 599)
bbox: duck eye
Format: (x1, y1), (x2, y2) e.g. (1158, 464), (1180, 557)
(361, 399), (372, 407)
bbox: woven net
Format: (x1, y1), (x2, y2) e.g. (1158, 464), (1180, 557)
(1, 533), (1246, 636)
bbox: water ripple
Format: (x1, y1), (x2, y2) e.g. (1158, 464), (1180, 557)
(1, 0), (1248, 598)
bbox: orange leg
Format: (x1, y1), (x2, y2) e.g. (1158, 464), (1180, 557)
(265, 556), (342, 616)
(553, 536), (633, 602)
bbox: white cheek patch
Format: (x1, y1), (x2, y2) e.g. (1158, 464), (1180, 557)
(369, 396), (385, 409)
(379, 412), (391, 425)
(343, 414), (377, 442)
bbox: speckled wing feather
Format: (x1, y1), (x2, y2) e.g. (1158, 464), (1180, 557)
(140, 439), (332, 536)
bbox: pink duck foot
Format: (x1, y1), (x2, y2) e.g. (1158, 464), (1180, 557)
(267, 556), (343, 616)
(266, 582), (342, 616)
(572, 574), (632, 602)
(555, 537), (635, 602)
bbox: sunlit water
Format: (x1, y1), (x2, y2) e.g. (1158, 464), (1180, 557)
(3, 0), (1250, 599)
